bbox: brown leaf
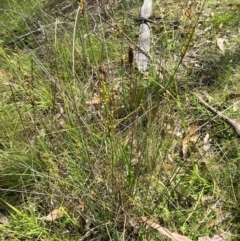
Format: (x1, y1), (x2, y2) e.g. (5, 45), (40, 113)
(41, 208), (65, 221)
(0, 70), (5, 77)
(182, 123), (198, 157)
(142, 217), (192, 241)
(141, 217), (229, 241)
(78, 199), (85, 211)
(66, 198), (85, 213)
(85, 96), (101, 105)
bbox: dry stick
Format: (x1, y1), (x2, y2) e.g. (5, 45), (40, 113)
(136, 22), (151, 71)
(195, 93), (240, 137)
(136, 0), (152, 71)
(140, 0), (152, 19)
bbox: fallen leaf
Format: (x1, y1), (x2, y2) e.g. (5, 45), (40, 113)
(41, 208), (65, 221)
(85, 96), (101, 105)
(141, 217), (229, 241)
(142, 217), (192, 241)
(66, 198), (85, 213)
(0, 70), (5, 77)
(182, 123), (199, 157)
(78, 199), (85, 211)
(216, 37), (226, 54)
(198, 233), (229, 241)
(0, 212), (8, 224)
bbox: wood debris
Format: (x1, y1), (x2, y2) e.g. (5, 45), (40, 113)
(135, 0), (152, 71)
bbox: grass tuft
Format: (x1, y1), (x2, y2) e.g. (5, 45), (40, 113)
(1, 0), (240, 240)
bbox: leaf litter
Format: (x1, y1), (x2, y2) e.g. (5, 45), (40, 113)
(141, 217), (230, 241)
(41, 208), (65, 221)
(182, 122), (199, 157)
(216, 37), (227, 54)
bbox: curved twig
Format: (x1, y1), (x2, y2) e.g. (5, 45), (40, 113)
(195, 93), (240, 137)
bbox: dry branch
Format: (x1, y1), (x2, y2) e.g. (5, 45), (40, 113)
(196, 93), (240, 137)
(135, 0), (152, 71)
(140, 0), (152, 19)
(135, 23), (151, 71)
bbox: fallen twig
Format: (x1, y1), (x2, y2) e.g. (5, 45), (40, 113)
(195, 93), (240, 137)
